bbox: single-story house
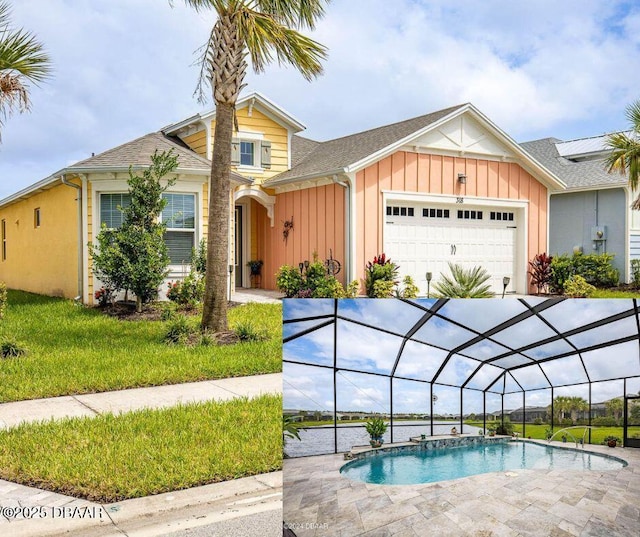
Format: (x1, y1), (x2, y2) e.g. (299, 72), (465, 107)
(521, 135), (634, 280)
(0, 92), (576, 302)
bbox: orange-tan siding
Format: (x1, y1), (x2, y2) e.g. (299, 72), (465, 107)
(355, 152), (548, 284)
(258, 184), (346, 290)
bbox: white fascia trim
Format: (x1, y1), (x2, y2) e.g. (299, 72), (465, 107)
(400, 145), (519, 163)
(196, 92), (306, 133)
(345, 106), (471, 174)
(67, 166), (211, 175)
(267, 168), (346, 188)
(287, 130), (293, 170)
(552, 183), (627, 194)
(201, 119), (212, 160)
(161, 113), (202, 134)
(346, 104), (566, 193)
(382, 191), (529, 209)
(0, 172), (63, 208)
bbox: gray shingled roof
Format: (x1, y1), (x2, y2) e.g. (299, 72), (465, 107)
(69, 132), (213, 171)
(291, 135), (321, 167)
(520, 137), (625, 191)
(269, 104), (466, 183)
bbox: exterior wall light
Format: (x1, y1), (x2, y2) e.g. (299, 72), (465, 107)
(502, 276), (510, 299)
(457, 173), (467, 184)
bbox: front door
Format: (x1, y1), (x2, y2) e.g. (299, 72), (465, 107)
(235, 205), (243, 287)
(624, 395), (640, 448)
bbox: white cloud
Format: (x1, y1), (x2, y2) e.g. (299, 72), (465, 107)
(1, 1), (639, 198)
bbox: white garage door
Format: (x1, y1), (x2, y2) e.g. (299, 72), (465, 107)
(385, 203), (517, 294)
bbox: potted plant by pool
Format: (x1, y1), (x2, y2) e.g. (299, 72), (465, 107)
(603, 435), (621, 448)
(365, 417), (388, 448)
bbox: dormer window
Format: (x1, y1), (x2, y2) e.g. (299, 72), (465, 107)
(240, 141), (255, 166)
(232, 135), (271, 170)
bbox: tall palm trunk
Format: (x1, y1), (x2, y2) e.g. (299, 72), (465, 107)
(201, 14), (246, 333)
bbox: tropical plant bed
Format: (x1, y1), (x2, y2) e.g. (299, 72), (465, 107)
(0, 395), (281, 502)
(0, 291), (281, 402)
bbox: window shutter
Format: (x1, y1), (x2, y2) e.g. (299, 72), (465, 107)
(261, 140), (272, 169)
(231, 138), (240, 166)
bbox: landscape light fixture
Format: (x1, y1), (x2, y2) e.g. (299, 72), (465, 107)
(502, 276), (510, 299)
(457, 173), (467, 184)
(228, 264), (234, 301)
(426, 271), (433, 298)
(298, 262), (304, 274)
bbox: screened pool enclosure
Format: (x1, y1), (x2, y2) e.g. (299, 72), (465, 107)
(283, 299), (640, 457)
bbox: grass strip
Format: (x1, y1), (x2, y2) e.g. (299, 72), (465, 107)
(0, 394), (282, 502)
(0, 291), (281, 402)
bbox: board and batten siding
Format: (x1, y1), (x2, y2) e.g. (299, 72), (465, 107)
(258, 184), (346, 290)
(0, 181), (79, 298)
(355, 151), (548, 285)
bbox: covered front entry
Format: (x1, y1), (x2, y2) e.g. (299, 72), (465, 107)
(384, 200), (519, 294)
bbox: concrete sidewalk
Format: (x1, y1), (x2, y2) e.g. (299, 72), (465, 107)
(0, 373), (282, 429)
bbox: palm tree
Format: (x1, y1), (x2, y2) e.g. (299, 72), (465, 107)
(0, 1), (51, 140)
(605, 397), (623, 421)
(605, 99), (640, 209)
(179, 0), (328, 332)
(567, 396), (588, 424)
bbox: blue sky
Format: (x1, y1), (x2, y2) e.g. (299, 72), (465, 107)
(1, 0), (639, 199)
(283, 299), (640, 414)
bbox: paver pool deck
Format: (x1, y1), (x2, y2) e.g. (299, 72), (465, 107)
(284, 440), (640, 537)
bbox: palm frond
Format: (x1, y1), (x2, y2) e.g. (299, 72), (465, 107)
(432, 262), (495, 298)
(238, 8), (327, 80)
(254, 0), (326, 30)
(625, 99), (640, 134)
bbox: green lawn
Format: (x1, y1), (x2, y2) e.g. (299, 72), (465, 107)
(0, 394), (282, 502)
(466, 421), (640, 445)
(0, 291), (281, 402)
(591, 289), (640, 298)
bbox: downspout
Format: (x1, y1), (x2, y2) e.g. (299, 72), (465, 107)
(61, 175), (83, 301)
(334, 172), (355, 285)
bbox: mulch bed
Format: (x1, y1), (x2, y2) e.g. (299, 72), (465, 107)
(99, 301), (241, 322)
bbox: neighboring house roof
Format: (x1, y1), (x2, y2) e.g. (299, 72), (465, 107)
(268, 104), (466, 183)
(520, 136), (626, 192)
(0, 132), (249, 209)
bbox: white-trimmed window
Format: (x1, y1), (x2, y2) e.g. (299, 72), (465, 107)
(231, 137), (271, 169)
(162, 193), (196, 265)
(100, 193), (131, 229)
(99, 192), (196, 266)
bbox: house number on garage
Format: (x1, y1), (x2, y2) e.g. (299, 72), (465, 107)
(456, 197), (464, 203)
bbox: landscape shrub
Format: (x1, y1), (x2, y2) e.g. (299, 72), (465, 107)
(276, 258), (359, 298)
(533, 417), (543, 425)
(591, 416), (619, 427)
(364, 254), (398, 297)
(396, 275), (420, 298)
(631, 259), (640, 288)
(550, 253), (619, 293)
(1, 338), (27, 359)
(166, 272), (204, 307)
(234, 322), (268, 342)
(432, 262), (494, 298)
(563, 275), (596, 298)
(528, 253), (553, 294)
(163, 315), (193, 345)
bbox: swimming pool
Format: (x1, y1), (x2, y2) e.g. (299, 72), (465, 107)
(340, 440), (627, 485)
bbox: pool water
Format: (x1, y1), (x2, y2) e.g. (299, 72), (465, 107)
(340, 441), (627, 485)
